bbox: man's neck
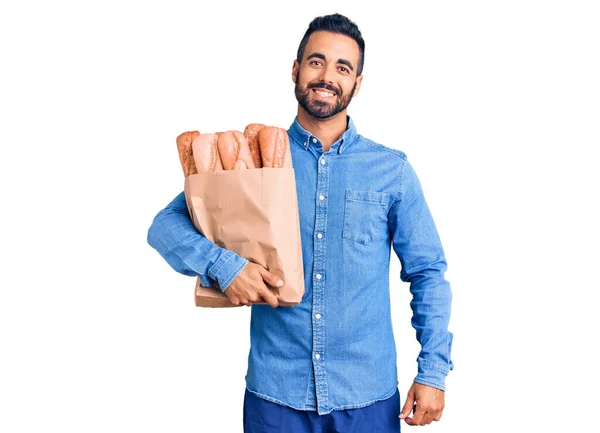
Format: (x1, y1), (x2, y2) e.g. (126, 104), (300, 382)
(297, 108), (348, 153)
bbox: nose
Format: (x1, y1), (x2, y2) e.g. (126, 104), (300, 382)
(318, 64), (335, 84)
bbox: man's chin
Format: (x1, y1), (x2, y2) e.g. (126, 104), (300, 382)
(307, 109), (335, 119)
(306, 101), (336, 118)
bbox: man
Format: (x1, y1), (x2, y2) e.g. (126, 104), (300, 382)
(148, 13), (453, 432)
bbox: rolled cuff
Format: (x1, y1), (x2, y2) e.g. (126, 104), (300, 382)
(413, 357), (451, 391)
(198, 274), (217, 288)
(208, 250), (249, 292)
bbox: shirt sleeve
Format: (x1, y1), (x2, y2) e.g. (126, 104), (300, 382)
(388, 157), (454, 391)
(147, 192), (249, 292)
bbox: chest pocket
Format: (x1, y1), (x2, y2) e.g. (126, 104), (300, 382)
(342, 189), (390, 245)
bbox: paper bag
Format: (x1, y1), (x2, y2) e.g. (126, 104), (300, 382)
(184, 167), (304, 308)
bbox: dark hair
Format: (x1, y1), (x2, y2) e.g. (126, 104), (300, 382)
(296, 13), (365, 76)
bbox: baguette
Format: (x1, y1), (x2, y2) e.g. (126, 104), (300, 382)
(243, 123), (266, 168)
(217, 130), (255, 170)
(191, 133), (223, 172)
(176, 130), (200, 177)
(257, 126), (293, 168)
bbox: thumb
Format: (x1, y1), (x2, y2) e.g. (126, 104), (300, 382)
(399, 389), (415, 419)
(259, 268), (284, 287)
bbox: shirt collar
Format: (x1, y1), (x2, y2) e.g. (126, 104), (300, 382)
(287, 115), (358, 154)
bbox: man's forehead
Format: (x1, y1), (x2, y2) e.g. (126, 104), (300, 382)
(303, 31), (360, 64)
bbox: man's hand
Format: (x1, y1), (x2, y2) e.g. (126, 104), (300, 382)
(223, 262), (282, 308)
(399, 382), (445, 426)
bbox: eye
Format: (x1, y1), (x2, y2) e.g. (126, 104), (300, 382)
(310, 60), (322, 66)
(339, 66), (349, 73)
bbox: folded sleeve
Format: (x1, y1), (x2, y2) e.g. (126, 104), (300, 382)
(388, 158), (454, 390)
(147, 192), (248, 292)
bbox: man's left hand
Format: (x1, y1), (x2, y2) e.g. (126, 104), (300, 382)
(399, 382), (445, 426)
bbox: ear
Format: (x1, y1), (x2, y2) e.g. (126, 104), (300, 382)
(353, 74), (364, 97)
(292, 60), (299, 83)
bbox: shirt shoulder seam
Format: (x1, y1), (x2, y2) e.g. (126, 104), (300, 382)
(358, 136), (407, 198)
(359, 136), (408, 160)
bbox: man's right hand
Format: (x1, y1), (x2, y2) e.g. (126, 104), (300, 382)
(223, 262), (282, 308)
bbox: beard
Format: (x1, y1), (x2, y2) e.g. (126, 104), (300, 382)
(294, 70), (357, 119)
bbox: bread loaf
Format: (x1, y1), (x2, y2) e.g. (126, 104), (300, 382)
(243, 123), (266, 168)
(179, 124), (292, 175)
(176, 130), (200, 177)
(257, 126), (293, 168)
(217, 130), (256, 170)
(191, 133), (223, 172)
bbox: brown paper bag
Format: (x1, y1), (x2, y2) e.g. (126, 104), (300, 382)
(184, 167), (304, 308)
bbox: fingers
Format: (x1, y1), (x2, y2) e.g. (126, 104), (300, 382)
(402, 402), (443, 426)
(258, 267), (284, 288)
(403, 403), (418, 426)
(242, 290), (262, 306)
(405, 404), (428, 426)
(224, 264), (282, 308)
(223, 285), (257, 307)
(250, 268), (283, 308)
(257, 286), (279, 308)
(399, 389), (415, 420)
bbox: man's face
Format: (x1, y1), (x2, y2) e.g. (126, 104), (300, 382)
(293, 31), (363, 120)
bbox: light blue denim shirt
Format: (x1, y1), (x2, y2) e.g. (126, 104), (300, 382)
(147, 116), (454, 415)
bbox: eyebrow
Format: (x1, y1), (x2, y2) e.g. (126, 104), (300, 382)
(306, 52), (355, 72)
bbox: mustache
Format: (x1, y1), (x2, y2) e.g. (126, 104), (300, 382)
(308, 82), (340, 96)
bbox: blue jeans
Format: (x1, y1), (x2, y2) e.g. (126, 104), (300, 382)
(243, 387), (401, 432)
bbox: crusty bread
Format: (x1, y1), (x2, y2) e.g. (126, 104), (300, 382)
(176, 130), (200, 176)
(217, 130), (256, 170)
(257, 126), (293, 168)
(243, 123), (266, 168)
(191, 133), (223, 172)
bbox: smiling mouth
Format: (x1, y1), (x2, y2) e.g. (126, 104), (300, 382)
(312, 88), (336, 99)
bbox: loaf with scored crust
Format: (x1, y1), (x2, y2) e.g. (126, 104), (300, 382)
(243, 123), (266, 168)
(191, 133), (223, 172)
(217, 130), (256, 170)
(176, 130), (200, 177)
(257, 126), (293, 168)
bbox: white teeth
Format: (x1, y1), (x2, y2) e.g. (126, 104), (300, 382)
(315, 90), (334, 97)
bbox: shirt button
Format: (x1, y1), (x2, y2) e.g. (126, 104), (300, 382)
(319, 194), (324, 201)
(312, 138), (317, 143)
(315, 353), (321, 360)
(317, 233), (323, 239)
(316, 273), (322, 279)
(320, 159), (326, 165)
(315, 313), (321, 319)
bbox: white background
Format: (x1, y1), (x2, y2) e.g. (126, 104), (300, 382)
(1, 1), (599, 432)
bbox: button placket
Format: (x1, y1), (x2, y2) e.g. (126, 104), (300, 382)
(312, 138), (330, 410)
